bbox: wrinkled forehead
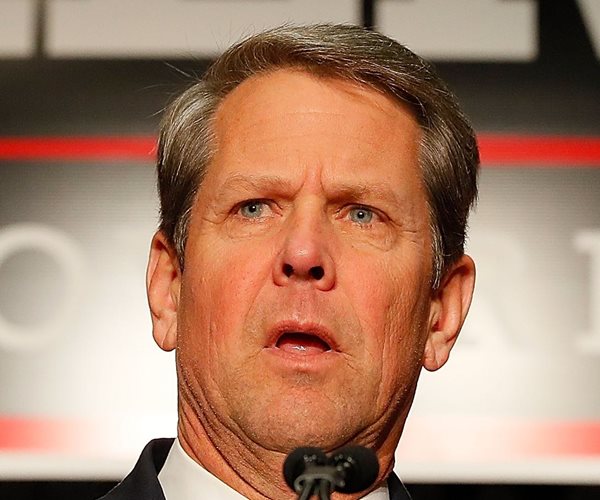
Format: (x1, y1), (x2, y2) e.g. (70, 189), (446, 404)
(206, 68), (423, 189)
(214, 67), (419, 136)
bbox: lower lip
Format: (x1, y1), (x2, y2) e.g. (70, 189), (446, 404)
(262, 346), (339, 371)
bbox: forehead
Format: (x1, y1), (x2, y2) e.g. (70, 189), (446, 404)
(207, 68), (423, 192)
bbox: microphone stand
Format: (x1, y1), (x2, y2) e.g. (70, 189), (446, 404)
(317, 479), (333, 500)
(294, 465), (337, 500)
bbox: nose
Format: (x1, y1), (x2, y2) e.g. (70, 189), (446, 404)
(273, 210), (336, 291)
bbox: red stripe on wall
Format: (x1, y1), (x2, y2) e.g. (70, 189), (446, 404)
(0, 134), (599, 166)
(0, 417), (88, 452)
(478, 134), (600, 166)
(1, 417), (600, 459)
(0, 136), (156, 161)
(398, 417), (600, 460)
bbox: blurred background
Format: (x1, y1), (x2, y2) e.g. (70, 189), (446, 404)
(0, 0), (599, 498)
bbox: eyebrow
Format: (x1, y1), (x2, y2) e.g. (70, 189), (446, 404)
(215, 174), (406, 209)
(327, 182), (405, 208)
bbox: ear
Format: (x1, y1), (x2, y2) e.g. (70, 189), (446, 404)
(146, 231), (181, 351)
(423, 254), (476, 371)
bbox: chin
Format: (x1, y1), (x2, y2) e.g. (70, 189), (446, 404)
(235, 393), (367, 453)
(252, 420), (358, 454)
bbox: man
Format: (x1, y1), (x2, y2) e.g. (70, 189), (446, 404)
(101, 23), (478, 499)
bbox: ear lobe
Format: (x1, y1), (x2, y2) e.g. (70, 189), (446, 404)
(423, 254), (476, 372)
(146, 231), (181, 352)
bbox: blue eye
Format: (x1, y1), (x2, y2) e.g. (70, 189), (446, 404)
(348, 206), (374, 224)
(239, 200), (267, 218)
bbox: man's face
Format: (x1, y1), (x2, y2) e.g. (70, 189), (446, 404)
(172, 69), (436, 453)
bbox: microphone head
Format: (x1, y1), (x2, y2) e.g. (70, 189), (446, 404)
(329, 445), (380, 494)
(283, 447), (327, 492)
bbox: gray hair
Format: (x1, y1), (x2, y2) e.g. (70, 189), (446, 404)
(157, 24), (479, 288)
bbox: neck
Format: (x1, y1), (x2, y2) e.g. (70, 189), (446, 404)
(178, 399), (291, 499)
(176, 396), (406, 500)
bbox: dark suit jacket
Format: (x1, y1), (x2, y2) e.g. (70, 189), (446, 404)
(99, 439), (412, 499)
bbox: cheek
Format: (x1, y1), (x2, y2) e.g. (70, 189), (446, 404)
(346, 253), (431, 373)
(181, 239), (273, 343)
(347, 254), (424, 331)
(212, 242), (275, 303)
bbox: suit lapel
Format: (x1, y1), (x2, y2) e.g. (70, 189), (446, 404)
(98, 438), (174, 500)
(387, 471), (412, 500)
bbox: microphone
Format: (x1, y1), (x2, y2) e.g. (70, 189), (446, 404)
(283, 447), (328, 491)
(328, 445), (380, 494)
(283, 445), (379, 499)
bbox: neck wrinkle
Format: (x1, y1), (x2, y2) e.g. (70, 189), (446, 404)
(176, 380), (407, 500)
(177, 399), (400, 500)
(177, 397), (293, 499)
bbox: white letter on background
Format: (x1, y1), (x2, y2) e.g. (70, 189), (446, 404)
(0, 224), (85, 351)
(46, 0), (360, 58)
(0, 0), (36, 58)
(376, 0), (537, 61)
(577, 0), (600, 60)
(575, 230), (600, 354)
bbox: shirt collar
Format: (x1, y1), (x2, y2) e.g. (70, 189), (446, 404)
(158, 438), (245, 499)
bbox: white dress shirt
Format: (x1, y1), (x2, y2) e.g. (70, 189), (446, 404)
(158, 438), (390, 499)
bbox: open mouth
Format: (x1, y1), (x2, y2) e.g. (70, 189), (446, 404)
(275, 332), (332, 355)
